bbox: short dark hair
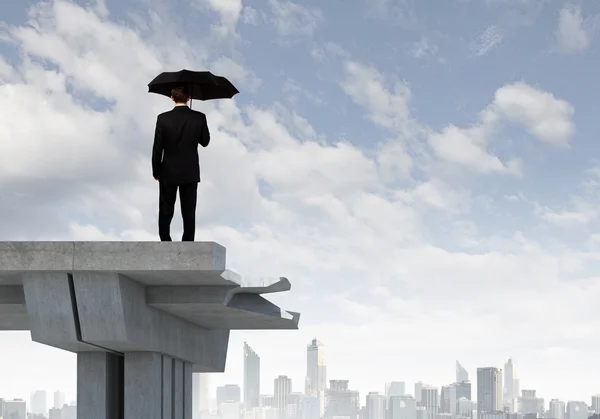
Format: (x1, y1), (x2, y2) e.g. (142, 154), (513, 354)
(171, 85), (190, 103)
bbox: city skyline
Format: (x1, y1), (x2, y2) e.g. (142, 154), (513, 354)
(0, 338), (600, 408)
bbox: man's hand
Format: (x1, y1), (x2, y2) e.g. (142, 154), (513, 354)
(154, 177), (158, 181)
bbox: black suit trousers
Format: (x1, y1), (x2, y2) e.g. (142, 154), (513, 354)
(158, 181), (198, 241)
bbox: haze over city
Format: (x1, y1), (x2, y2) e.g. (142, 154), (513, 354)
(2, 0), (600, 418)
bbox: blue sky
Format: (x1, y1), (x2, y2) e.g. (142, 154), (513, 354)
(1, 0), (600, 408)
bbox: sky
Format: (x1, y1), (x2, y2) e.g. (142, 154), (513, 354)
(1, 0), (600, 408)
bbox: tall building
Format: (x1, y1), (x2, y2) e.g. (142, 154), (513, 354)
(386, 382), (406, 400)
(306, 339), (327, 416)
(415, 383), (424, 404)
(455, 381), (471, 401)
(440, 385), (457, 415)
(244, 342), (261, 409)
(218, 385), (242, 405)
(456, 362), (469, 383)
(420, 386), (439, 419)
(325, 380), (360, 419)
(519, 390), (542, 416)
(193, 373), (211, 419)
(366, 392), (386, 419)
(566, 401), (588, 419)
(53, 391), (65, 409)
(389, 395), (417, 419)
(457, 398), (473, 419)
(503, 359), (518, 413)
(477, 368), (502, 419)
(4, 399), (27, 419)
(592, 395), (600, 414)
(274, 375), (292, 416)
(550, 399), (565, 419)
(30, 391), (47, 416)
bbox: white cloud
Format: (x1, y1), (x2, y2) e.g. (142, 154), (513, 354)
(491, 82), (575, 147)
(556, 5), (590, 53)
(429, 82), (574, 174)
(410, 37), (439, 59)
(194, 0), (243, 36)
(341, 60), (413, 133)
(267, 0), (322, 37)
(211, 56), (262, 92)
(471, 24), (503, 56)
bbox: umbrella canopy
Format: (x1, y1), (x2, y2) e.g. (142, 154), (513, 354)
(147, 69), (239, 101)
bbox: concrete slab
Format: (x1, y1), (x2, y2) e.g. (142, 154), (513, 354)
(0, 241), (300, 332)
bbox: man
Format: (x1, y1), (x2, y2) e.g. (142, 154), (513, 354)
(152, 85), (210, 241)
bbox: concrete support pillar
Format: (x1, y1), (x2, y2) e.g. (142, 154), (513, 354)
(77, 352), (123, 419)
(124, 352), (193, 419)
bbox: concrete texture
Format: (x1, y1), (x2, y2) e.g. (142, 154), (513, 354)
(124, 352), (163, 419)
(0, 241), (300, 419)
(77, 352), (123, 419)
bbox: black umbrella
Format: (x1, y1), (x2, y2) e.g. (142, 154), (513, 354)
(147, 69), (239, 108)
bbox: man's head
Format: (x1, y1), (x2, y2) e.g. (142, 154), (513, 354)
(170, 85), (191, 104)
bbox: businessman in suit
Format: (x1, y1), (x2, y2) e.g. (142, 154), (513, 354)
(152, 85), (210, 241)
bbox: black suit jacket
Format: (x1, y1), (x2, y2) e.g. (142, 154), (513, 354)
(152, 106), (210, 184)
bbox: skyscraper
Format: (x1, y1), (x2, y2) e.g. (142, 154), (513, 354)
(456, 362), (469, 383)
(550, 399), (565, 419)
(440, 385), (457, 415)
(389, 395), (417, 419)
(244, 342), (261, 409)
(53, 391), (65, 409)
(386, 382), (406, 399)
(4, 399), (26, 419)
(366, 392), (386, 419)
(592, 395), (600, 414)
(566, 401), (588, 419)
(217, 385), (241, 405)
(274, 375), (292, 416)
(415, 382), (424, 404)
(477, 368), (502, 419)
(30, 391), (47, 416)
(193, 373), (211, 419)
(503, 359), (518, 413)
(420, 386), (438, 419)
(325, 380), (360, 419)
(306, 339), (327, 416)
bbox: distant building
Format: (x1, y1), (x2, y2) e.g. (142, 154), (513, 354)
(218, 385), (242, 406)
(306, 339), (327, 417)
(48, 407), (62, 419)
(244, 343), (261, 410)
(592, 396), (600, 415)
(566, 401), (588, 419)
(476, 368), (502, 419)
(30, 391), (46, 417)
(274, 376), (292, 417)
(389, 395), (417, 419)
(386, 383), (406, 400)
(53, 392), (65, 410)
(366, 392), (386, 419)
(62, 405), (76, 419)
(456, 362), (469, 383)
(519, 390), (543, 416)
(503, 360), (517, 413)
(420, 386), (439, 419)
(4, 399), (27, 419)
(325, 380), (359, 419)
(550, 399), (565, 419)
(221, 402), (241, 419)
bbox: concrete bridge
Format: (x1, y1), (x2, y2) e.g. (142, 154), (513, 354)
(0, 241), (300, 419)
